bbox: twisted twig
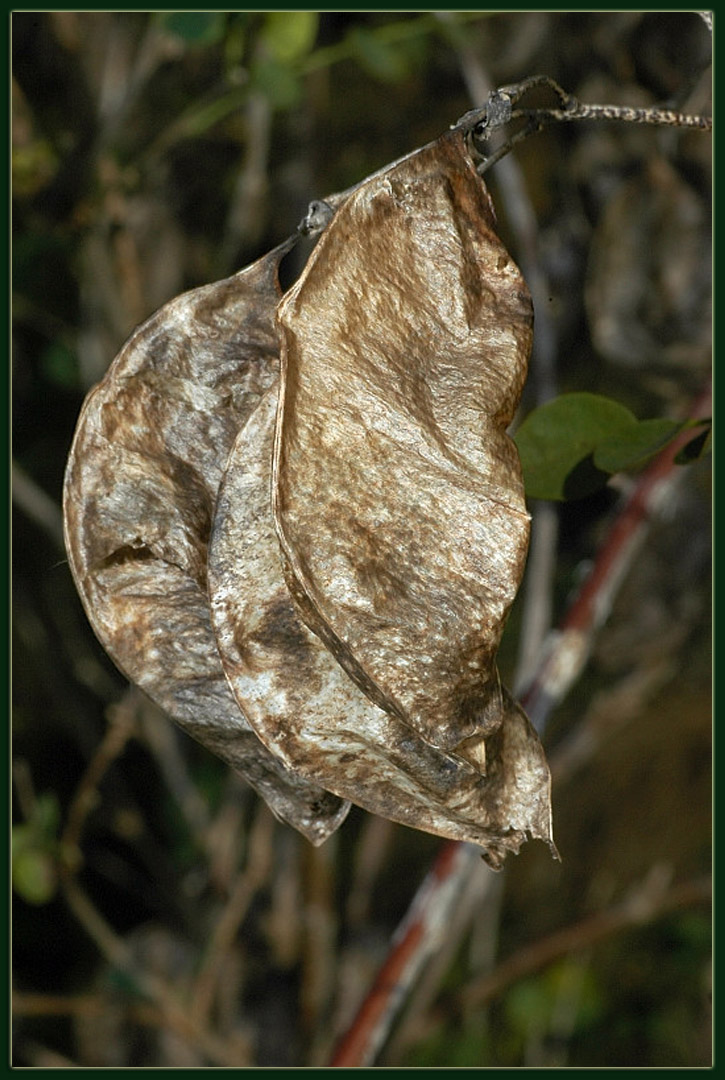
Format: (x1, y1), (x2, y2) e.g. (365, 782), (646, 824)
(453, 75), (711, 175)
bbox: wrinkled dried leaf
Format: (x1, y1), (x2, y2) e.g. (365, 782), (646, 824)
(63, 242), (349, 845)
(274, 129), (535, 759)
(209, 388), (553, 866)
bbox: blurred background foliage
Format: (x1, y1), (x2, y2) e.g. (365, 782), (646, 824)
(12, 10), (711, 1068)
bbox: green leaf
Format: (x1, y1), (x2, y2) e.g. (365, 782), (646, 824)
(515, 393), (635, 501)
(11, 797), (61, 906)
(31, 792), (61, 837)
(40, 342), (78, 390)
(347, 27), (411, 83)
(12, 846), (57, 905)
(504, 976), (553, 1031)
(250, 56), (302, 110)
(260, 12), (319, 62)
(594, 417), (685, 474)
(223, 21), (247, 74)
(515, 393), (705, 501)
(159, 12), (226, 46)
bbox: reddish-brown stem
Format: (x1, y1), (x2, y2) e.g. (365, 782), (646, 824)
(331, 840), (466, 1067)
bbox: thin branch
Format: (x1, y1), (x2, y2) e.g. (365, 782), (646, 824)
(457, 75), (712, 135)
(14, 1041), (79, 1068)
(57, 874), (250, 1066)
(60, 875), (133, 972)
(391, 867), (710, 1055)
(137, 702), (213, 843)
(60, 687), (140, 871)
(514, 504), (559, 694)
(452, 76), (711, 177)
(382, 851), (504, 1066)
(301, 834), (341, 1050)
(13, 992), (108, 1019)
(550, 653), (682, 787)
(457, 870), (711, 1012)
(190, 802), (275, 1029)
(344, 815), (396, 928)
(519, 101), (712, 132)
(53, 683), (252, 1065)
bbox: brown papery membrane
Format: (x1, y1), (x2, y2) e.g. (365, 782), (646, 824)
(274, 129), (541, 765)
(63, 241), (349, 845)
(210, 387), (553, 866)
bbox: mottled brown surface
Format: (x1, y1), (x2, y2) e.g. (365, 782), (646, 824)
(63, 242), (349, 845)
(63, 130), (552, 862)
(274, 129), (534, 754)
(210, 389), (553, 867)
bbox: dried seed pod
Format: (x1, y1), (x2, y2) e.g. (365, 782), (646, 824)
(274, 129), (535, 760)
(63, 242), (349, 845)
(209, 388), (553, 866)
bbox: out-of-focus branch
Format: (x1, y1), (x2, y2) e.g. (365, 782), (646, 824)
(458, 869), (711, 1012)
(391, 867), (710, 1055)
(190, 803), (275, 1029)
(60, 688), (140, 870)
(214, 90), (273, 277)
(52, 684), (252, 1066)
(137, 704), (213, 842)
(11, 460), (65, 551)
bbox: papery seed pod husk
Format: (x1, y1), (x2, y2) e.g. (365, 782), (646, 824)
(274, 129), (536, 763)
(209, 387), (554, 867)
(63, 241), (349, 845)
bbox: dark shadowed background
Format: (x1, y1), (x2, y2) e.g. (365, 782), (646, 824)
(12, 11), (711, 1067)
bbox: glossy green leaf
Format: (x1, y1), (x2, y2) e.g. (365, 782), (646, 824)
(515, 393), (633, 501)
(594, 417), (685, 473)
(515, 393), (703, 501)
